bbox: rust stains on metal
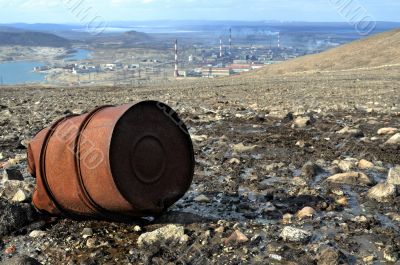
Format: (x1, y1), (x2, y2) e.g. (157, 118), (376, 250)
(28, 101), (194, 220)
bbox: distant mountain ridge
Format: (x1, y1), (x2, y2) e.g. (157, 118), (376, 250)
(253, 28), (400, 75)
(0, 30), (71, 47)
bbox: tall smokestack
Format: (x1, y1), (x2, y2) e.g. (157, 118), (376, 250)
(229, 28), (232, 54)
(277, 32), (281, 49)
(174, 39), (179, 77)
(220, 38), (223, 58)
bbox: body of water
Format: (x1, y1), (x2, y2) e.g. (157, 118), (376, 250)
(66, 49), (91, 61)
(0, 49), (90, 85)
(0, 61), (46, 85)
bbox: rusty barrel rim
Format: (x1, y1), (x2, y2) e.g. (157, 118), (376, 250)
(108, 101), (195, 215)
(39, 115), (79, 215)
(74, 105), (114, 219)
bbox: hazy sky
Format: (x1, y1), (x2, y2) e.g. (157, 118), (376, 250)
(0, 0), (398, 23)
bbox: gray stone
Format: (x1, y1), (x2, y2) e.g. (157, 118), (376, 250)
(377, 127), (398, 135)
(280, 226), (312, 242)
(86, 238), (97, 248)
(29, 230), (47, 238)
(367, 182), (397, 202)
(385, 133), (400, 145)
(337, 158), (358, 172)
(232, 143), (258, 153)
(194, 194), (211, 203)
(137, 224), (187, 248)
(327, 172), (375, 186)
(292, 116), (312, 128)
(82, 227), (94, 238)
(12, 189), (28, 202)
(336, 127), (364, 138)
(358, 159), (374, 170)
(387, 166), (400, 185)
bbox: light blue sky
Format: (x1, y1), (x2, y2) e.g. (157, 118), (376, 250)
(0, 0), (398, 23)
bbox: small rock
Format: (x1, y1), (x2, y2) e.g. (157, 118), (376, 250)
(387, 166), (400, 185)
(336, 127), (364, 138)
(229, 158), (240, 165)
(301, 162), (322, 180)
(12, 189), (28, 203)
(214, 226), (224, 234)
(250, 233), (264, 244)
(137, 225), (186, 248)
(3, 168), (24, 181)
(296, 140), (306, 148)
(362, 255), (375, 263)
(4, 245), (16, 255)
(336, 196), (348, 206)
(331, 189), (344, 196)
(133, 225), (142, 232)
(383, 245), (399, 262)
(191, 135), (208, 142)
(232, 143), (258, 153)
(282, 213), (293, 224)
(0, 153), (3, 160)
(296, 206), (316, 220)
(358, 159), (374, 170)
(29, 230), (47, 238)
(269, 254), (283, 261)
(352, 215), (368, 223)
(72, 109), (84, 115)
(367, 182), (397, 202)
(326, 172), (375, 186)
(316, 246), (347, 265)
(337, 158), (358, 172)
(194, 194), (211, 203)
(82, 227), (93, 238)
(86, 238), (96, 248)
(385, 133), (400, 145)
(280, 226), (311, 242)
(255, 112), (266, 121)
(223, 230), (249, 245)
(292, 116), (313, 128)
(377, 127), (398, 135)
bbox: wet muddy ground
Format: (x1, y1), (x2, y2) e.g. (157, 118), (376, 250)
(0, 70), (399, 264)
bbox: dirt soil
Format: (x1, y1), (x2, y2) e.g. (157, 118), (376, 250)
(0, 66), (399, 264)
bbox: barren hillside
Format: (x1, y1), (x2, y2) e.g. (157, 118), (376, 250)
(253, 28), (400, 75)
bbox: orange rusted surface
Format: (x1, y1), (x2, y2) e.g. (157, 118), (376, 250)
(28, 101), (194, 220)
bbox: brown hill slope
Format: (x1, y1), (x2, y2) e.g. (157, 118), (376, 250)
(255, 28), (400, 75)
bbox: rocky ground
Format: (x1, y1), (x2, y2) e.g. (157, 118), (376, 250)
(0, 67), (399, 264)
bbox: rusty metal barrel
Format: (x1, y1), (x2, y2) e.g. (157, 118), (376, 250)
(27, 101), (194, 220)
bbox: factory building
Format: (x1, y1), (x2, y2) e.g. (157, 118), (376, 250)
(202, 67), (233, 78)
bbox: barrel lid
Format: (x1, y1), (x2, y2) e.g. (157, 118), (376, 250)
(109, 101), (194, 215)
